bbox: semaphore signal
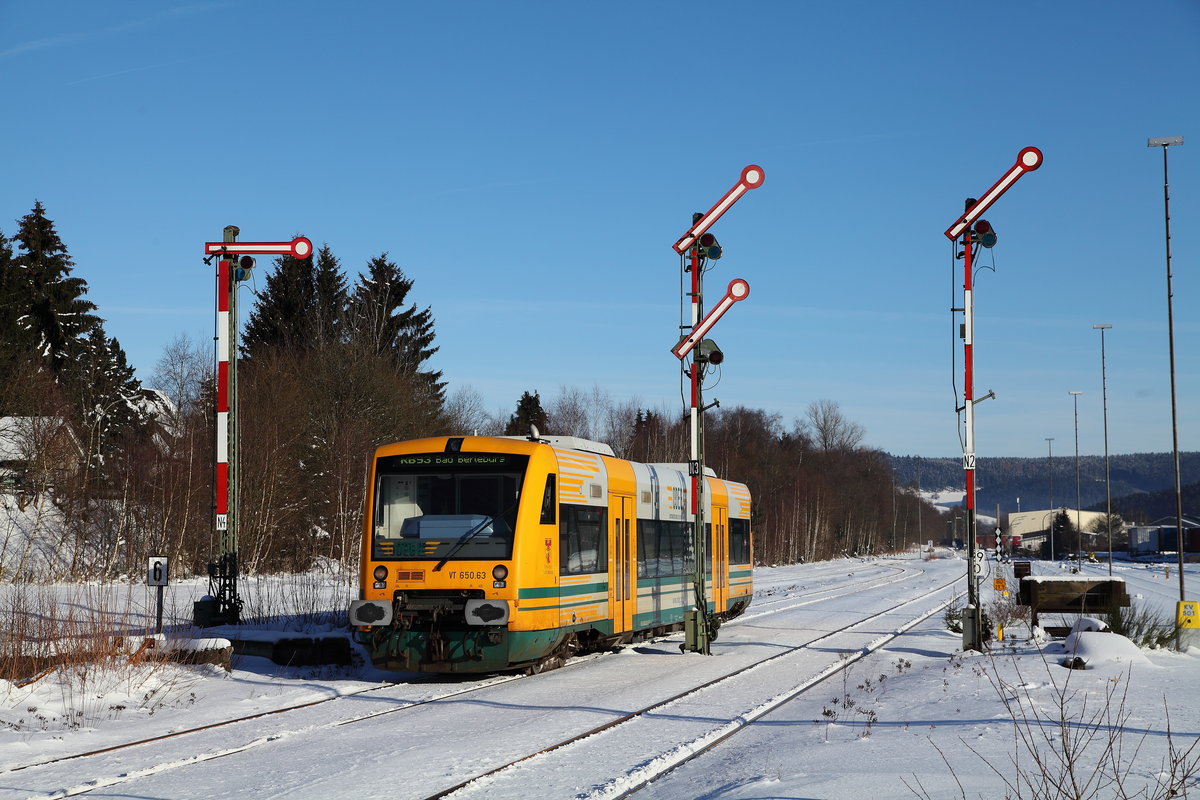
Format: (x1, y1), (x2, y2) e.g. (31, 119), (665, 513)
(943, 147), (1041, 652)
(198, 227), (314, 628)
(670, 166), (763, 657)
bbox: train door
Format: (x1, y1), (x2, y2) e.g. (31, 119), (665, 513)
(712, 504), (729, 614)
(609, 494), (635, 633)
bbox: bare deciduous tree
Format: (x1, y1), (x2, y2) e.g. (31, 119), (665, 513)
(151, 333), (211, 422)
(803, 399), (865, 453)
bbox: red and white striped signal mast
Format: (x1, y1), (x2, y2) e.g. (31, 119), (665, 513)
(671, 165), (763, 655)
(943, 147), (1041, 651)
(198, 227), (313, 626)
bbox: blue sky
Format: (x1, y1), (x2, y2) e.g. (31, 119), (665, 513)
(3, 1), (1198, 460)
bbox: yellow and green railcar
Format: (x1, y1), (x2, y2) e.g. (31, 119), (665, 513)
(349, 434), (752, 673)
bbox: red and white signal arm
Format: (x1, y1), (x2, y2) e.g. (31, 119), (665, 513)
(204, 237), (314, 259)
(671, 278), (750, 359)
(944, 147), (1042, 240)
(673, 165), (765, 254)
(146, 556), (170, 587)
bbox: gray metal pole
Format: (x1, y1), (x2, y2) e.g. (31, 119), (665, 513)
(1095, 324), (1113, 575)
(1149, 138), (1187, 635)
(1070, 391), (1082, 570)
(1046, 437), (1054, 559)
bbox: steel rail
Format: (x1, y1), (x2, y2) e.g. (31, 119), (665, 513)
(422, 572), (964, 800)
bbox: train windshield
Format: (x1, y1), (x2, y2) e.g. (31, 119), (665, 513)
(371, 452), (528, 561)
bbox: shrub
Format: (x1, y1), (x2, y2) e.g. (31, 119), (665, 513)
(943, 602), (963, 634)
(1102, 600), (1177, 649)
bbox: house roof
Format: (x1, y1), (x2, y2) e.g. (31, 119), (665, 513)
(0, 416), (85, 461)
(1144, 516), (1200, 529)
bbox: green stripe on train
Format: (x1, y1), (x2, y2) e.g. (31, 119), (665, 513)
(519, 581), (607, 600)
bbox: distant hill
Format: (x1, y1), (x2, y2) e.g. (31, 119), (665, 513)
(1101, 479), (1200, 524)
(889, 452), (1200, 521)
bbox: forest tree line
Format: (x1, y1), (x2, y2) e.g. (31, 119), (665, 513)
(1, 202), (945, 580)
(890, 453), (1200, 523)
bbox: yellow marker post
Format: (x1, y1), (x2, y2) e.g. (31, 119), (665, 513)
(1178, 601), (1199, 651)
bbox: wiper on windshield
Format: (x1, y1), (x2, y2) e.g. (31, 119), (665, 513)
(433, 516), (495, 572)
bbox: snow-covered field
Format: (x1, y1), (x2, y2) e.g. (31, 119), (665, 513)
(2, 554), (1197, 799)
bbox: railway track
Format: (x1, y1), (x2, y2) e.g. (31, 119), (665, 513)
(3, 561), (961, 800)
(422, 571), (964, 800)
(742, 560), (921, 617)
(3, 672), (524, 776)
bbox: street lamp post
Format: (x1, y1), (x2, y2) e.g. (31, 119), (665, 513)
(1069, 391), (1083, 571)
(1094, 324), (1113, 575)
(1148, 134), (1187, 649)
(1045, 437), (1055, 560)
(1042, 510), (1057, 562)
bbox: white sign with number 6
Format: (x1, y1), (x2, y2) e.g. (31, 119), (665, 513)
(147, 556), (169, 587)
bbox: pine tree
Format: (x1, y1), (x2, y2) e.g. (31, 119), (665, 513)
(69, 327), (145, 469)
(348, 253), (444, 403)
(629, 408), (670, 462)
(311, 244), (347, 347)
(8, 201), (99, 372)
(241, 250), (317, 357)
(0, 228), (16, 347)
(242, 243), (352, 357)
(505, 390), (548, 436)
(0, 228), (23, 410)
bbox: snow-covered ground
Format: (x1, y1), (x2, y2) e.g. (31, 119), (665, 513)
(2, 553), (1197, 799)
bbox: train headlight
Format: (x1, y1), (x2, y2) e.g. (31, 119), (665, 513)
(492, 565), (508, 581)
(373, 565), (388, 582)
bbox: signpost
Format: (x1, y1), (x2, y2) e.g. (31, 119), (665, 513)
(146, 555), (169, 635)
(943, 148), (1041, 652)
(671, 165), (763, 655)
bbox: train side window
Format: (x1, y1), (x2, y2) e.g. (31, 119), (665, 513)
(638, 520), (659, 578)
(729, 518), (751, 564)
(540, 474), (556, 524)
(682, 524), (696, 575)
(560, 504), (607, 575)
(662, 521), (692, 577)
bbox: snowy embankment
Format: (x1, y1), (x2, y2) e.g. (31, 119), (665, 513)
(0, 554), (1197, 800)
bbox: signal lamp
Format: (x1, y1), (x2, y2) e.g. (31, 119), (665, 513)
(973, 219), (998, 248)
(235, 255), (255, 282)
(698, 232), (722, 260)
(697, 338), (724, 365)
(492, 564), (508, 581)
(373, 565), (388, 582)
